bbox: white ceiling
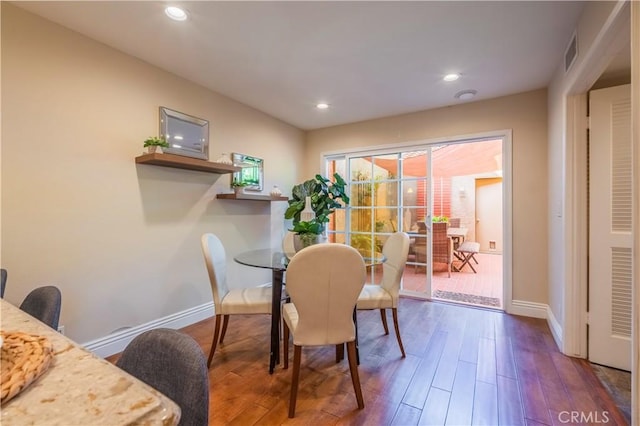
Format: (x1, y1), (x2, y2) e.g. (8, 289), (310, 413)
(15, 1), (590, 130)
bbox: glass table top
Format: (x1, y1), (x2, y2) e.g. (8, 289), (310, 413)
(234, 248), (289, 271)
(233, 247), (385, 270)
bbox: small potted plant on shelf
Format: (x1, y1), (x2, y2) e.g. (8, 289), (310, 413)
(231, 179), (249, 195)
(285, 173), (349, 251)
(143, 136), (170, 154)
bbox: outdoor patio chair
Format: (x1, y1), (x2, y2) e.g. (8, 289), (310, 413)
(432, 222), (453, 277)
(455, 241), (480, 273)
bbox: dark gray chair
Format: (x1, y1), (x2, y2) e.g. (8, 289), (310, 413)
(116, 328), (209, 426)
(19, 286), (61, 330)
(1, 268), (7, 298)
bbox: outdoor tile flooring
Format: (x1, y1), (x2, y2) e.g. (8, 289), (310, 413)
(389, 252), (503, 309)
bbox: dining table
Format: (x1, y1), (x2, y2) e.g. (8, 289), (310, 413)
(447, 226), (468, 243)
(234, 248), (288, 374)
(0, 299), (180, 425)
(234, 246), (384, 374)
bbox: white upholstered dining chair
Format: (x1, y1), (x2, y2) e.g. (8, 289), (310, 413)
(282, 231), (296, 258)
(356, 231), (410, 357)
(282, 243), (366, 418)
(200, 233), (272, 368)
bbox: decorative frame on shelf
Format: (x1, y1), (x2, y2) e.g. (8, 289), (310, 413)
(231, 153), (263, 192)
(159, 106), (209, 160)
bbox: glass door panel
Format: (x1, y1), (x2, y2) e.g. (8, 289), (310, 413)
(325, 156), (348, 243)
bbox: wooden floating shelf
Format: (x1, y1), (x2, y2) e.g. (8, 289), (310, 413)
(216, 193), (289, 202)
(135, 153), (241, 174)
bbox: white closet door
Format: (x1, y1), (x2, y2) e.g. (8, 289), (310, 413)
(588, 84), (632, 371)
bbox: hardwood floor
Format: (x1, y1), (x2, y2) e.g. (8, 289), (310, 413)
(109, 299), (628, 425)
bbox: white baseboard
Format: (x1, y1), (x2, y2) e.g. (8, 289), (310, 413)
(508, 300), (563, 351)
(82, 302), (214, 358)
(546, 305), (563, 350)
(509, 299), (548, 319)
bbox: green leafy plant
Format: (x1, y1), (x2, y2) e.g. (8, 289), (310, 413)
(291, 220), (324, 241)
(285, 173), (349, 235)
(432, 216), (449, 223)
(231, 179), (249, 188)
(143, 136), (169, 148)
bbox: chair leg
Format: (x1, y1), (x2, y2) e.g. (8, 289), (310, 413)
(283, 321), (290, 369)
(288, 345), (302, 418)
(379, 309), (389, 335)
(458, 253), (477, 273)
(392, 308), (406, 358)
(336, 343), (345, 362)
(346, 341), (365, 410)
(207, 314), (222, 368)
(219, 315), (230, 344)
(447, 262), (451, 278)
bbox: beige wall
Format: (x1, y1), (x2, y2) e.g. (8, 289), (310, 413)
(306, 89), (549, 304)
(1, 4), (304, 343)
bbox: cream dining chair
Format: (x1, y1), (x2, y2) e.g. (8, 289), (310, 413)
(282, 231), (296, 259)
(356, 232), (410, 357)
(282, 243), (366, 418)
(200, 233), (272, 368)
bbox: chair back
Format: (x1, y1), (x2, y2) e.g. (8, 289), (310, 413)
(286, 244), (366, 346)
(282, 231), (296, 257)
(201, 233), (230, 307)
(19, 286), (61, 330)
(116, 328), (209, 426)
(1, 268), (7, 298)
(432, 222), (452, 264)
(402, 209), (413, 232)
(449, 218), (461, 227)
(380, 232), (410, 302)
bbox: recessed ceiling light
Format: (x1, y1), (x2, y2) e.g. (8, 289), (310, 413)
(454, 89), (477, 100)
(316, 103), (329, 109)
(443, 73), (460, 82)
(165, 6), (188, 21)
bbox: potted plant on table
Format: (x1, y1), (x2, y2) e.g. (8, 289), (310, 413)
(143, 136), (169, 154)
(285, 173), (349, 251)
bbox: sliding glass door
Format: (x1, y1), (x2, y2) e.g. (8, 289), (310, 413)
(324, 137), (505, 307)
(326, 149), (433, 296)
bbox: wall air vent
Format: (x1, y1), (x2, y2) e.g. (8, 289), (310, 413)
(564, 31), (578, 73)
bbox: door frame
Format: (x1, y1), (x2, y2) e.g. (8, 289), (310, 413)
(564, 0), (631, 360)
(321, 129), (513, 312)
(564, 1), (637, 422)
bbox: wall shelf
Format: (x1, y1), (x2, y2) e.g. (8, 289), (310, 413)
(135, 153), (241, 174)
(216, 193), (289, 202)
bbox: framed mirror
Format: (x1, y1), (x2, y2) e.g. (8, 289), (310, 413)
(231, 153), (264, 191)
(159, 107), (209, 160)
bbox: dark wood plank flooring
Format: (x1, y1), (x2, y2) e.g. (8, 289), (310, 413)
(108, 298), (627, 425)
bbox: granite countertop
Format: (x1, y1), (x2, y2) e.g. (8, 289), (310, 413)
(0, 299), (180, 425)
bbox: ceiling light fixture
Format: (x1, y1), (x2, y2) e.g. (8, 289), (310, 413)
(316, 103), (329, 110)
(454, 89), (477, 101)
(165, 6), (188, 21)
(443, 73), (460, 82)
